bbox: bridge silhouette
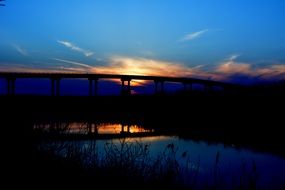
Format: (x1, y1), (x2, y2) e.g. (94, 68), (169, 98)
(0, 72), (240, 96)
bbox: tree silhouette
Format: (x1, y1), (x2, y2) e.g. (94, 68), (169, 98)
(0, 0), (5, 6)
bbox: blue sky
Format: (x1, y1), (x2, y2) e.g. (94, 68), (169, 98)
(1, 0), (285, 84)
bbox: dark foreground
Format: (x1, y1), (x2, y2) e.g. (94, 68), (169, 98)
(1, 94), (285, 189)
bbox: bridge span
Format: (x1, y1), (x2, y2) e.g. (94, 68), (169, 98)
(0, 72), (239, 96)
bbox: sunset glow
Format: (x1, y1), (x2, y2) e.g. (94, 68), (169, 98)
(1, 0), (285, 85)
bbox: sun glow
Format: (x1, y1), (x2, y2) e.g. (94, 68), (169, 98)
(92, 56), (197, 77)
(89, 56), (209, 86)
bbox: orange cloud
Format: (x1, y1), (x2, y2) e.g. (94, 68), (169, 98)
(216, 62), (251, 75)
(92, 56), (198, 77)
(215, 56), (285, 81)
(89, 56), (217, 85)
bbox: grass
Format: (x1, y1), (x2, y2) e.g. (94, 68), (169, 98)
(37, 139), (275, 190)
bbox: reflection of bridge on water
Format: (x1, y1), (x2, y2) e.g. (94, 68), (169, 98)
(33, 122), (157, 140)
(0, 72), (241, 96)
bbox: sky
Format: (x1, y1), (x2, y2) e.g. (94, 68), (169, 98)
(1, 0), (285, 85)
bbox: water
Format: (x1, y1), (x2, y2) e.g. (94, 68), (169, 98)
(36, 123), (285, 189)
(34, 122), (152, 134)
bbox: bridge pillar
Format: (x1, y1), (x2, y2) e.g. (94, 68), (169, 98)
(94, 79), (98, 96)
(88, 79), (93, 96)
(183, 83), (187, 92)
(154, 80), (164, 94)
(121, 79), (131, 95)
(183, 83), (192, 93)
(161, 81), (164, 93)
(51, 79), (55, 96)
(56, 79), (60, 96)
(154, 81), (158, 93)
(11, 78), (16, 95)
(88, 78), (99, 96)
(127, 80), (131, 94)
(121, 79), (125, 93)
(6, 78), (10, 96)
(6, 77), (16, 96)
(51, 78), (61, 96)
(204, 84), (212, 93)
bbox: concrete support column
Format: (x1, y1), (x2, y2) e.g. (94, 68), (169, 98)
(161, 81), (164, 93)
(56, 79), (60, 96)
(121, 80), (125, 94)
(94, 79), (98, 96)
(127, 80), (131, 94)
(11, 78), (16, 95)
(6, 78), (11, 96)
(88, 78), (99, 96)
(51, 78), (61, 96)
(183, 83), (192, 93)
(154, 81), (158, 94)
(51, 79), (55, 96)
(6, 78), (16, 96)
(205, 84), (212, 93)
(89, 79), (93, 96)
(121, 79), (131, 95)
(154, 80), (164, 94)
(183, 83), (187, 92)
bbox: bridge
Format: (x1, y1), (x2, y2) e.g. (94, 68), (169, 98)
(0, 72), (240, 96)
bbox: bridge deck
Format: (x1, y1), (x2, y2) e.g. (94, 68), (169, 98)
(0, 72), (237, 87)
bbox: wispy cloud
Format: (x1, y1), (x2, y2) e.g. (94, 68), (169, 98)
(12, 44), (29, 56)
(57, 40), (94, 57)
(180, 29), (209, 42)
(53, 58), (94, 69)
(227, 54), (240, 61)
(0, 63), (66, 73)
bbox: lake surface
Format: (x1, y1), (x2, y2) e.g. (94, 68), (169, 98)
(36, 123), (285, 189)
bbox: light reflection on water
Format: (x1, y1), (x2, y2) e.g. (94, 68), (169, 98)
(34, 123), (153, 135)
(36, 122), (285, 189)
(40, 136), (285, 189)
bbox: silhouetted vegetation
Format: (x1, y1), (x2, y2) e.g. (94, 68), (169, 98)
(37, 140), (267, 190)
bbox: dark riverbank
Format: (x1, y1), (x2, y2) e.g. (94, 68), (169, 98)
(1, 94), (284, 189)
(1, 94), (284, 155)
